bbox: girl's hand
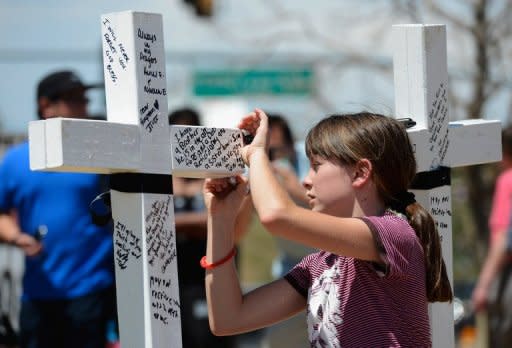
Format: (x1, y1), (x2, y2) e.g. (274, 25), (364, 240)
(238, 108), (269, 166)
(204, 176), (249, 218)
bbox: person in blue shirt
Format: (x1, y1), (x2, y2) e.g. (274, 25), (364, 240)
(0, 70), (117, 348)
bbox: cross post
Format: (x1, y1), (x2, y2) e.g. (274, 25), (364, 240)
(393, 24), (502, 347)
(28, 11), (245, 348)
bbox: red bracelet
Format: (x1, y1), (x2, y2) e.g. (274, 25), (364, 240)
(200, 248), (237, 270)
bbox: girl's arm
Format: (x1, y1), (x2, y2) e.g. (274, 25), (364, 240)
(272, 163), (309, 206)
(233, 195), (253, 243)
(203, 177), (306, 335)
(240, 109), (380, 262)
(250, 150), (379, 261)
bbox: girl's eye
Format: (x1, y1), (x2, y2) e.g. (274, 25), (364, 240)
(311, 162), (320, 172)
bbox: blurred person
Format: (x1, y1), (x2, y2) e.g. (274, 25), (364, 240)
(169, 107), (252, 348)
(0, 70), (117, 348)
(472, 125), (512, 347)
(261, 113), (315, 347)
(267, 114), (307, 206)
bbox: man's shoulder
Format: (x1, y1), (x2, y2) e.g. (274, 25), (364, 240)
(1, 142), (29, 166)
(2, 141), (28, 157)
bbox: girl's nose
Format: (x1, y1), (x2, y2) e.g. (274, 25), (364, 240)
(302, 169), (313, 190)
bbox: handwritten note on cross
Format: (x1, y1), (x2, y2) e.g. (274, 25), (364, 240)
(28, 11), (245, 348)
(393, 24), (501, 347)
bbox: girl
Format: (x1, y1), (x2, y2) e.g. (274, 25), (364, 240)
(202, 109), (452, 347)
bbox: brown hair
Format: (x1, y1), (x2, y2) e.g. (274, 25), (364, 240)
(305, 112), (453, 303)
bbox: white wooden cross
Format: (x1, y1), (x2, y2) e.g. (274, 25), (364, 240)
(393, 24), (501, 347)
(28, 11), (246, 348)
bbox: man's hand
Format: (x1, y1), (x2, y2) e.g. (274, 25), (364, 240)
(11, 233), (43, 257)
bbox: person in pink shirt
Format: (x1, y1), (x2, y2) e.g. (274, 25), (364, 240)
(202, 110), (453, 347)
(472, 125), (512, 347)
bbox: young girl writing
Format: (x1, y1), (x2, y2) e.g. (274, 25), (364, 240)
(202, 109), (453, 347)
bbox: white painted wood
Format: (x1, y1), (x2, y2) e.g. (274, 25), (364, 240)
(413, 187), (455, 348)
(393, 24), (501, 348)
(109, 191), (148, 348)
(110, 191), (182, 347)
(100, 11), (179, 348)
(446, 120), (502, 167)
(29, 118), (140, 173)
(102, 11), (171, 176)
(394, 24), (451, 171)
(143, 194), (181, 346)
(28, 120), (46, 170)
(170, 125), (245, 178)
(406, 119), (502, 172)
(405, 126), (432, 173)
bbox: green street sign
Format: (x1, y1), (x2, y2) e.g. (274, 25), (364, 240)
(194, 69), (313, 96)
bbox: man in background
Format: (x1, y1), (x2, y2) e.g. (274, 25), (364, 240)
(0, 70), (117, 348)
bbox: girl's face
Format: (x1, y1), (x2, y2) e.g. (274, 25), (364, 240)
(303, 156), (356, 217)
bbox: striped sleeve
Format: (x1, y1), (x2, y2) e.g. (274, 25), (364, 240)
(360, 215), (422, 279)
(284, 252), (320, 298)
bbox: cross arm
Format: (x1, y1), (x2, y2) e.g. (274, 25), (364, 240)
(170, 125), (245, 178)
(445, 119), (502, 168)
(29, 118), (246, 178)
(406, 119), (502, 172)
(29, 118), (140, 173)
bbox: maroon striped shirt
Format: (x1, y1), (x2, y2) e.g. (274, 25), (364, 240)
(285, 211), (431, 348)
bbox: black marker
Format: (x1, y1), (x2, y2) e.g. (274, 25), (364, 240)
(242, 130), (254, 145)
(397, 118), (417, 129)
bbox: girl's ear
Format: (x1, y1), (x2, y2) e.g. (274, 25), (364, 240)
(352, 159), (372, 188)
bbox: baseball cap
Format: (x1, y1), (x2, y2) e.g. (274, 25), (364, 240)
(36, 70), (102, 100)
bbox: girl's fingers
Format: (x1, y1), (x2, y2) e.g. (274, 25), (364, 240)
(205, 177), (246, 195)
(205, 178), (229, 193)
(238, 110), (261, 134)
(238, 109), (268, 144)
(237, 109), (269, 165)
